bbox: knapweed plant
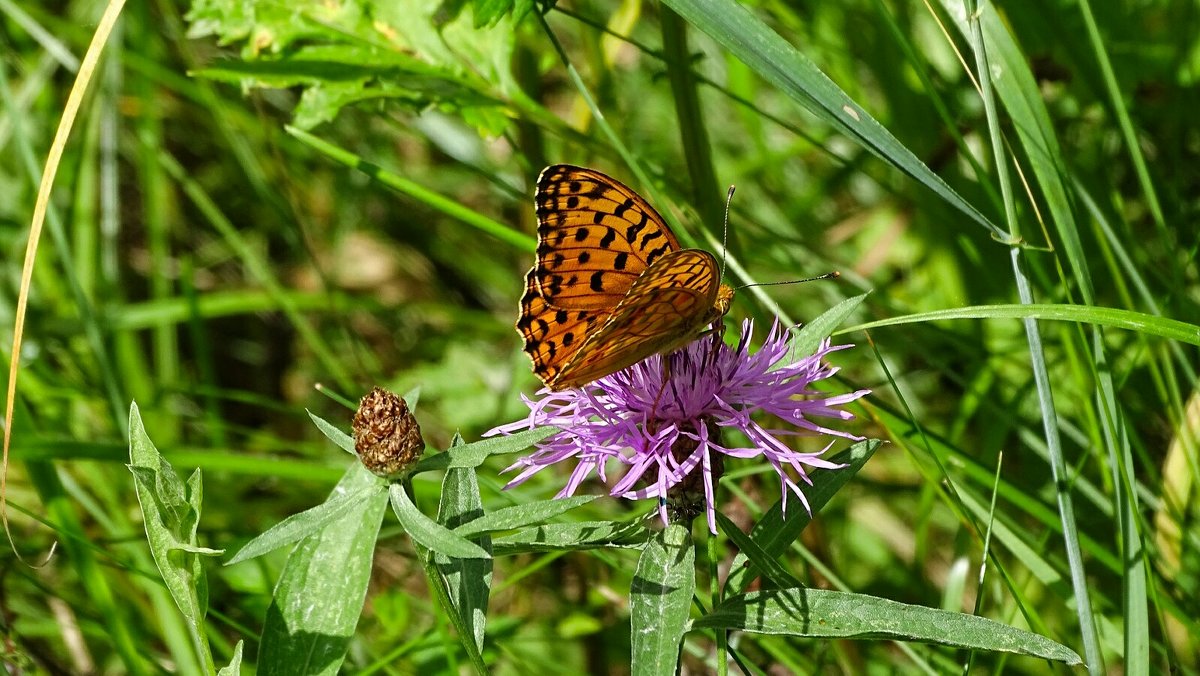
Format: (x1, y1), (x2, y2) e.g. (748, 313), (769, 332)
(129, 298), (1079, 673)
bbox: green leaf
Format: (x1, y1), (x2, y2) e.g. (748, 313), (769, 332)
(492, 520), (650, 554)
(471, 0), (531, 27)
(726, 439), (881, 595)
(409, 426), (558, 473)
(658, 0), (1002, 238)
(225, 484), (385, 565)
(694, 588), (1081, 664)
(789, 292), (869, 357)
(389, 483), (491, 559)
(185, 0), (517, 134)
(715, 511), (801, 591)
(630, 524), (695, 676)
(453, 495), (597, 537)
(217, 641), (244, 676)
(307, 410), (355, 455)
(434, 466), (492, 661)
(128, 404), (219, 631)
(843, 304), (1200, 346)
(258, 463), (389, 676)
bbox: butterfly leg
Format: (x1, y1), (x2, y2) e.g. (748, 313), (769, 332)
(693, 318), (726, 371)
(648, 358), (673, 421)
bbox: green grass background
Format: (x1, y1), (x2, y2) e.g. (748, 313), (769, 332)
(1, 0), (1197, 672)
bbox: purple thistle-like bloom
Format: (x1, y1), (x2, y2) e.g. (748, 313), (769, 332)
(487, 319), (870, 533)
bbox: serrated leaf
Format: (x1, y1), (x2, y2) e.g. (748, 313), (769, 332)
(258, 463), (389, 676)
(389, 484), (490, 559)
(726, 439), (881, 595)
(453, 495), (597, 537)
(492, 520), (650, 554)
(410, 426), (557, 473)
(630, 525), (694, 676)
(693, 588), (1081, 664)
(225, 483), (385, 565)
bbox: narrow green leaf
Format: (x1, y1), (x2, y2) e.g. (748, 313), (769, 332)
(789, 292), (869, 357)
(726, 439), (881, 595)
(225, 484), (385, 565)
(410, 426), (558, 473)
(307, 410), (355, 455)
(453, 495), (597, 538)
(715, 511), (800, 590)
(659, 0), (1002, 237)
(287, 127), (534, 251)
(492, 520), (650, 554)
(258, 463), (388, 676)
(630, 524), (695, 676)
(843, 304), (1200, 346)
(435, 466), (493, 660)
(941, 3), (1146, 670)
(217, 641), (244, 676)
(694, 588), (1081, 664)
(389, 484), (491, 559)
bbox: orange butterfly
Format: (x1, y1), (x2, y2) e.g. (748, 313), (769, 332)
(517, 165), (734, 390)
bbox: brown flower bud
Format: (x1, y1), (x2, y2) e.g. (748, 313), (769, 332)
(352, 387), (425, 476)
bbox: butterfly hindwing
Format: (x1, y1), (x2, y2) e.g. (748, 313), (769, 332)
(551, 250), (721, 389)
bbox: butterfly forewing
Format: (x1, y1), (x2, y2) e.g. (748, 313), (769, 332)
(533, 165), (681, 310)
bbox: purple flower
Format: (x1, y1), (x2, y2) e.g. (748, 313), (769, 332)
(487, 320), (870, 533)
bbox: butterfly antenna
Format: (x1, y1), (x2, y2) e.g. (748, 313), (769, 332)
(732, 271), (841, 291)
(720, 185), (734, 283)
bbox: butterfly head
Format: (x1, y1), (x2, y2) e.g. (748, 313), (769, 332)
(715, 284), (734, 316)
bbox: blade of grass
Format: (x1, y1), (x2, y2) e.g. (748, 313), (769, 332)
(843, 304), (1200, 346)
(658, 0), (1004, 239)
(2, 0), (128, 566)
(946, 4), (1149, 668)
(1074, 0), (1169, 265)
(660, 8), (722, 238)
(27, 459), (150, 674)
(963, 1), (1101, 669)
(286, 125), (534, 252)
(0, 0), (80, 71)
